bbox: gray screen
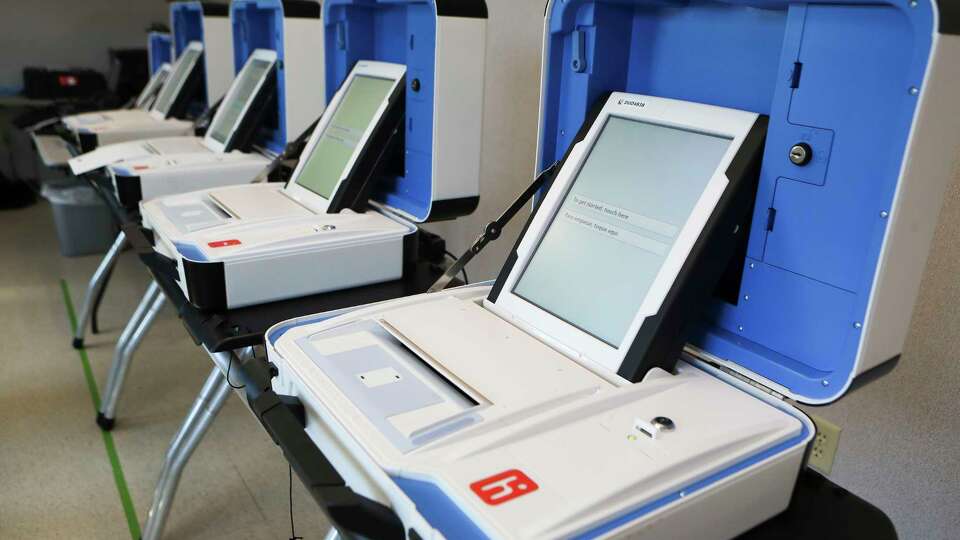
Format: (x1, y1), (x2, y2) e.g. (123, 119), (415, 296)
(152, 47), (201, 116)
(513, 116), (732, 346)
(294, 75), (396, 199)
(135, 67), (169, 109)
(207, 58), (273, 145)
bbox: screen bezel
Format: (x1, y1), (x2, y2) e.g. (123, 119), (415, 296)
(149, 41), (203, 120)
(282, 60), (406, 214)
(202, 48), (278, 154)
(485, 93), (759, 374)
(135, 63), (171, 110)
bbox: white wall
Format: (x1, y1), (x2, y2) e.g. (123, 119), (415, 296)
(423, 0), (547, 282)
(0, 0), (170, 92)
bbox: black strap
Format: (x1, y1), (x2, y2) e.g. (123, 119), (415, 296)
(428, 161), (560, 293)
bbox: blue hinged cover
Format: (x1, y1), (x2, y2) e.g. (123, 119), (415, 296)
(147, 32), (173, 74)
(324, 0), (438, 222)
(230, 0), (291, 153)
(170, 2), (206, 57)
(539, 0), (940, 403)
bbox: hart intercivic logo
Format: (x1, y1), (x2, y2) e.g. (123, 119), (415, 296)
(469, 469), (539, 506)
(617, 98), (646, 108)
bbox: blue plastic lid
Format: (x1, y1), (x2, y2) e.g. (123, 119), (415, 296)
(539, 0), (936, 403)
(170, 2), (205, 58)
(147, 32), (173, 74)
(231, 0), (288, 154)
(324, 0), (439, 222)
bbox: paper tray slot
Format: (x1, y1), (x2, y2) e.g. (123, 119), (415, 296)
(297, 320), (483, 453)
(376, 318), (488, 407)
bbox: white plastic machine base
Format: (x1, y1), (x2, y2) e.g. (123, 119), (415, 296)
(266, 286), (813, 540)
(70, 136), (209, 175)
(142, 183), (415, 309)
(110, 150), (270, 203)
(63, 110), (194, 150)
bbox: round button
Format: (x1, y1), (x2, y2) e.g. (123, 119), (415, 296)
(652, 416), (675, 432)
(789, 143), (813, 166)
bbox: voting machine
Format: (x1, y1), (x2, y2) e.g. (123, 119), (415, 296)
(258, 1), (960, 538)
(140, 0), (487, 310)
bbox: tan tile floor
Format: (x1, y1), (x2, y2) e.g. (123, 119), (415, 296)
(0, 201), (329, 539)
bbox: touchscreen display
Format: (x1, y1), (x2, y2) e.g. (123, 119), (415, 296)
(152, 47), (202, 116)
(294, 75), (396, 199)
(207, 58), (273, 145)
(135, 67), (169, 109)
(513, 116), (732, 346)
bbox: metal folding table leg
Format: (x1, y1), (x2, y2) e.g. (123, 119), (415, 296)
(96, 284), (166, 431)
(141, 367), (233, 540)
(72, 231), (126, 349)
(89, 260), (116, 335)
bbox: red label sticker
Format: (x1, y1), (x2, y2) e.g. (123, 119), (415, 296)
(469, 469), (538, 506)
(133, 165), (150, 171)
(207, 239), (241, 248)
(58, 75), (79, 87)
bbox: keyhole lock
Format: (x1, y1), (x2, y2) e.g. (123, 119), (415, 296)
(411, 78), (421, 92)
(789, 143), (813, 166)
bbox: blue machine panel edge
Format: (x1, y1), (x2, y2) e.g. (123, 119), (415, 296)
(323, 0), (439, 222)
(148, 32), (173, 74)
(539, 0), (936, 401)
(230, 0), (288, 153)
(170, 2), (206, 57)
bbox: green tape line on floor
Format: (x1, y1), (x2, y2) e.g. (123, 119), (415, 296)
(59, 279), (142, 540)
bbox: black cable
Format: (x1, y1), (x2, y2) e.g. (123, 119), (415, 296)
(225, 355), (245, 389)
(444, 250), (469, 285)
(289, 465), (303, 540)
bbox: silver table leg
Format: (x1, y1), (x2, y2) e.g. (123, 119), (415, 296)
(96, 283), (165, 431)
(72, 231), (126, 349)
(141, 366), (233, 540)
(140, 347), (252, 539)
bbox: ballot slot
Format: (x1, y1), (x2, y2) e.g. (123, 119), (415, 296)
(296, 320), (482, 453)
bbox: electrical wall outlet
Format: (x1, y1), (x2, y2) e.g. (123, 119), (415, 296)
(807, 414), (842, 475)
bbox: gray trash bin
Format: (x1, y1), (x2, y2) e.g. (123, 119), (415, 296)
(42, 183), (117, 257)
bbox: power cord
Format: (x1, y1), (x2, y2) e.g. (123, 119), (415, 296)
(289, 465), (303, 540)
(225, 355), (245, 390)
(444, 250), (469, 285)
